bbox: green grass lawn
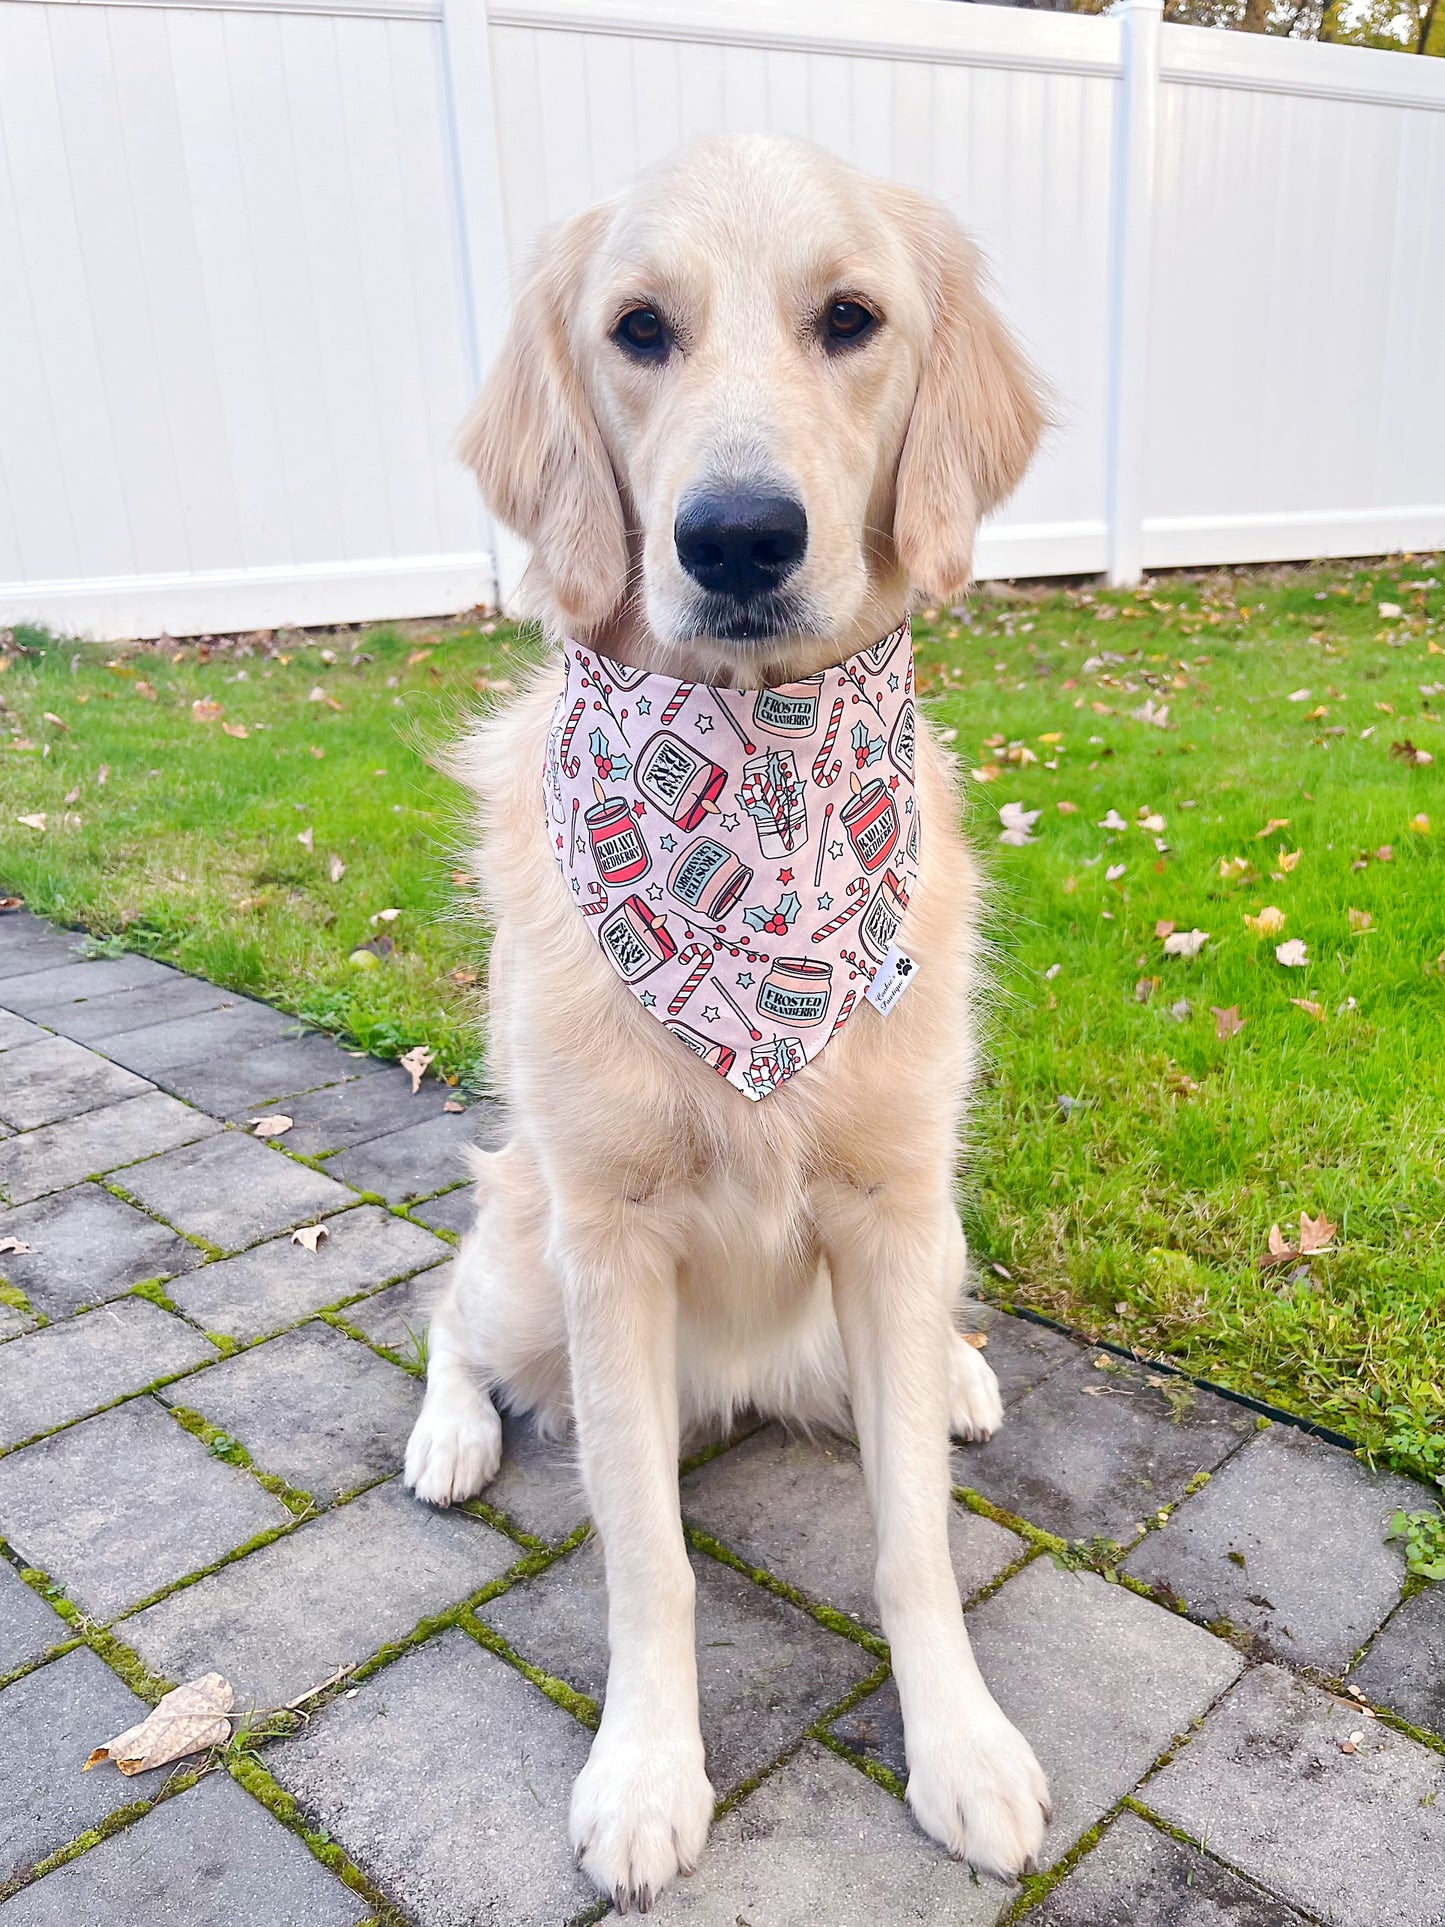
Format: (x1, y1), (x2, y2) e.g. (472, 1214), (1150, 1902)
(2, 558), (1443, 1488)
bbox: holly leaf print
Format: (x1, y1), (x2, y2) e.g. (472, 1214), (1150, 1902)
(589, 729), (631, 782)
(743, 890), (802, 937)
(851, 721), (884, 768)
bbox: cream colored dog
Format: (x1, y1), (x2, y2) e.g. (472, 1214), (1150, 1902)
(404, 134), (1049, 1912)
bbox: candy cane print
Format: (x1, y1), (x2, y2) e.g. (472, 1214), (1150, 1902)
(558, 697), (586, 778)
(714, 703), (756, 755)
(569, 797), (579, 869)
(581, 881), (608, 917)
(813, 802), (834, 888)
(811, 698), (845, 786)
(811, 876), (869, 943)
(667, 943), (714, 1015)
(661, 683), (693, 727)
(826, 988), (856, 1045)
(709, 975), (762, 1041)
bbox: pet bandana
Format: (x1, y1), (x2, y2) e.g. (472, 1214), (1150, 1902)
(545, 623), (920, 1099)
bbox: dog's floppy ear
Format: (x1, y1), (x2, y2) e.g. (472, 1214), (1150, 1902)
(458, 207), (627, 633)
(889, 191), (1047, 601)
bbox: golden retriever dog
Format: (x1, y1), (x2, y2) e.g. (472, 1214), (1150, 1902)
(404, 133), (1049, 1911)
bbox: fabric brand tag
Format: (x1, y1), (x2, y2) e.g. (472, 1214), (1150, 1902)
(864, 944), (917, 1016)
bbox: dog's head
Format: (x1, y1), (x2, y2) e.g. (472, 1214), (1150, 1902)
(462, 135), (1045, 677)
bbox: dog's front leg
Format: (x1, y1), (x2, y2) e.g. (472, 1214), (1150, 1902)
(558, 1207), (714, 1913)
(822, 1175), (1050, 1880)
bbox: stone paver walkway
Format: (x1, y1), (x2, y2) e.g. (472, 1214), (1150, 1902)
(0, 906), (1441, 1925)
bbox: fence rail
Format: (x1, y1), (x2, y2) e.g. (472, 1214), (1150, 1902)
(1, 0), (1442, 639)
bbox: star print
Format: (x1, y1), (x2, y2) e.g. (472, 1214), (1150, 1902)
(570, 878), (581, 894)
(888, 774), (900, 791)
(829, 841), (844, 861)
(904, 797), (914, 813)
(555, 834), (564, 851)
(639, 990), (656, 1008)
(646, 884), (664, 902)
(719, 813), (741, 833)
(887, 672), (900, 691)
(633, 800), (646, 816)
(635, 696), (652, 715)
(818, 893), (834, 911)
(777, 869), (794, 885)
(659, 833), (677, 852)
(695, 714), (715, 733)
(701, 1005), (722, 1023)
(736, 972), (754, 988)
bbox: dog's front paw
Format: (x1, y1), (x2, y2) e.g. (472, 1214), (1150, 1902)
(905, 1704), (1049, 1880)
(570, 1722), (714, 1914)
(949, 1332), (1004, 1442)
(403, 1380), (502, 1506)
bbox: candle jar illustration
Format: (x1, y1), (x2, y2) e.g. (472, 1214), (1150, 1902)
(756, 956), (833, 1027)
(736, 749), (807, 857)
(635, 730), (728, 830)
(888, 699), (916, 778)
(752, 674), (824, 737)
(585, 779), (650, 885)
(598, 896), (676, 982)
(906, 813), (920, 865)
(840, 774), (900, 874)
(860, 626), (904, 674)
(860, 868), (910, 961)
(666, 837), (752, 920)
(665, 1021), (736, 1078)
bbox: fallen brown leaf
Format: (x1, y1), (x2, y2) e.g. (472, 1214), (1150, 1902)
(291, 1224), (329, 1253)
(0, 1237), (33, 1255)
(15, 814), (46, 832)
(399, 1045), (435, 1094)
(222, 722), (249, 739)
(85, 1673), (233, 1776)
(1253, 817), (1290, 839)
(449, 967), (479, 988)
(1391, 740), (1434, 766)
(1348, 907), (1373, 932)
(1290, 999), (1326, 1022)
(1275, 938), (1309, 968)
(443, 1099), (465, 1114)
(1298, 1211), (1337, 1254)
(1154, 919), (1176, 940)
(1409, 814), (1431, 834)
(1056, 800), (1080, 814)
(136, 681), (158, 703)
(1212, 1005), (1246, 1039)
(1278, 847), (1303, 873)
(191, 699), (223, 722)
(1374, 845), (1394, 863)
(1163, 929), (1209, 959)
(297, 828), (314, 853)
(1244, 907), (1286, 937)
(42, 711), (70, 732)
(250, 1115), (294, 1139)
(329, 854), (346, 883)
(959, 1331), (988, 1350)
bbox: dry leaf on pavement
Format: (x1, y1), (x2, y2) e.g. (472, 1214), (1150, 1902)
(84, 1673), (234, 1776)
(1244, 907), (1286, 937)
(1275, 939), (1309, 967)
(250, 1115), (293, 1139)
(1163, 929), (1209, 959)
(443, 1099), (465, 1114)
(399, 1045), (435, 1093)
(291, 1224), (329, 1253)
(1212, 1005), (1246, 1039)
(0, 1237), (33, 1256)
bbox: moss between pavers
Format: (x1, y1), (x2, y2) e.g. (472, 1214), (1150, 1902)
(164, 1402), (315, 1518)
(227, 1755), (409, 1927)
(0, 1773), (204, 1909)
(683, 1523), (890, 1661)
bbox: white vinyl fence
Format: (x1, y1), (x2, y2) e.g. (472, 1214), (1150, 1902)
(1, 0), (1442, 640)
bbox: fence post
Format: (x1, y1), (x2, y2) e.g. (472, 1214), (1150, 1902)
(1104, 0), (1163, 588)
(437, 0), (528, 611)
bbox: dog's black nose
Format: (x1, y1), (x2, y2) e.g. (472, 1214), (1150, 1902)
(674, 490), (807, 600)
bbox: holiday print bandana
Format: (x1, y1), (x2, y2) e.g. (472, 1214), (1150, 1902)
(544, 623), (920, 1099)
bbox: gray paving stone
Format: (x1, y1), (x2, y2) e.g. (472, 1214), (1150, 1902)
(43, 972), (236, 1045)
(166, 1322), (421, 1503)
(682, 1425), (1024, 1628)
(167, 1204), (449, 1343)
(1351, 1583), (1445, 1740)
(0, 916), (85, 981)
(0, 1090), (221, 1207)
(832, 1556), (1243, 1866)
(199, 1032), (388, 1118)
(94, 1000), (294, 1080)
(484, 1538), (871, 1793)
(120, 1477), (517, 1709)
(0, 1297), (216, 1449)
(650, 1740), (996, 1926)
(1030, 1808), (1312, 1926)
(0, 1398), (288, 1620)
(0, 1011), (47, 1051)
(273, 1066), (456, 1156)
(341, 1259), (447, 1361)
(412, 1184), (475, 1236)
(0, 1035), (152, 1131)
(271, 1626), (596, 1927)
(956, 1351), (1256, 1545)
(0, 1769), (368, 1926)
(0, 1299), (41, 1343)
(1124, 1424), (1417, 1670)
(1146, 1662), (1445, 1927)
(0, 952), (175, 1017)
(483, 1411), (591, 1543)
(324, 1109), (493, 1204)
(117, 1132), (352, 1252)
(967, 1307), (1085, 1407)
(0, 1184), (204, 1318)
(0, 1648), (160, 1883)
(0, 1564), (68, 1678)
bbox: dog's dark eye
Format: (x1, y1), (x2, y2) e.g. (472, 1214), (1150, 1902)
(823, 299), (878, 350)
(613, 307), (670, 360)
